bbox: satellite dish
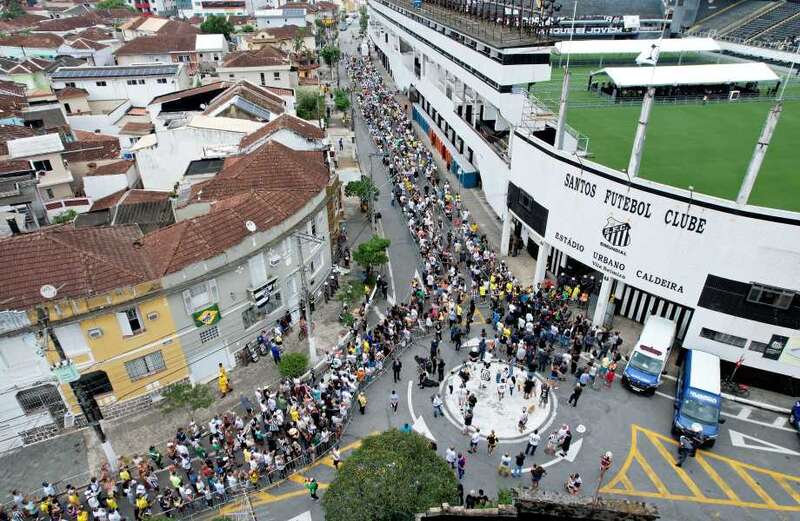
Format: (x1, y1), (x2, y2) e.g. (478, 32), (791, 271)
(40, 284), (58, 300)
(245, 220), (257, 233)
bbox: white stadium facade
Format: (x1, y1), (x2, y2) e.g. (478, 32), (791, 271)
(365, 0), (800, 393)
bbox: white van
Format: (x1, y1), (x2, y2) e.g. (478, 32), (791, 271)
(621, 315), (677, 394)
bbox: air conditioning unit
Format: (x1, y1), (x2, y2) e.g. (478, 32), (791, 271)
(88, 328), (103, 339)
(269, 255), (281, 267)
(147, 311), (159, 321)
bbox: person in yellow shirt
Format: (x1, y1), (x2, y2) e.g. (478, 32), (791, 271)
(77, 509), (89, 521)
(290, 407), (300, 422)
(218, 363), (230, 397)
(105, 496), (117, 511)
(479, 284), (487, 302)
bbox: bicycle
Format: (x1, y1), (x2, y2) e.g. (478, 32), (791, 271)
(721, 379), (750, 398)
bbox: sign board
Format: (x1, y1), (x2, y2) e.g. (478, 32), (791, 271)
(52, 363), (80, 384)
(192, 304), (221, 327)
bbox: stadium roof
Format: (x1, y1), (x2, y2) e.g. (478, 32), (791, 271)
(593, 63), (780, 88)
(555, 38), (721, 55)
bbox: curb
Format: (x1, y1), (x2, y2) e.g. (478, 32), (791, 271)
(721, 393), (792, 415)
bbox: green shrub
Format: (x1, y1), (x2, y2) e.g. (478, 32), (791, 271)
(279, 352), (309, 378)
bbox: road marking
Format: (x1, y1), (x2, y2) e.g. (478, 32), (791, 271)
(412, 414), (436, 442)
(376, 218), (397, 304)
(407, 379), (416, 421)
(729, 429), (800, 456)
(601, 424), (800, 511)
(521, 438), (583, 472)
(653, 390), (795, 433)
(736, 407), (752, 420)
(286, 512), (313, 521)
(772, 416), (788, 428)
(644, 431), (706, 499)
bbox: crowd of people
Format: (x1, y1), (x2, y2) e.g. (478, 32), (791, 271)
(345, 54), (629, 497)
(0, 52), (635, 521)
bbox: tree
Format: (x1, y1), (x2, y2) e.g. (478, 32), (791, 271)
(201, 15), (234, 40)
(292, 27), (306, 55)
(322, 430), (458, 521)
(334, 88), (350, 112)
(296, 89), (324, 121)
(278, 352), (308, 378)
(95, 0), (135, 10)
(52, 209), (77, 224)
(159, 383), (214, 415)
(240, 24), (254, 33)
(352, 235), (390, 279)
(320, 44), (341, 83)
(1, 0), (23, 20)
(359, 6), (369, 36)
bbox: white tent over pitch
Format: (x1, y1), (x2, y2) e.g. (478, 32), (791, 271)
(592, 63), (780, 88)
(554, 38), (721, 56)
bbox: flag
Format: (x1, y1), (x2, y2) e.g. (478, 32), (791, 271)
(635, 43), (661, 66)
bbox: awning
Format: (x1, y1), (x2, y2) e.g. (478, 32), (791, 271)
(592, 63), (780, 88)
(555, 38), (721, 56)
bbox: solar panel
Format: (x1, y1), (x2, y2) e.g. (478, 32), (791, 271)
(52, 64), (180, 79)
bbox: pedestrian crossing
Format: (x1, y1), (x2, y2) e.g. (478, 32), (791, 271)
(600, 425), (800, 512)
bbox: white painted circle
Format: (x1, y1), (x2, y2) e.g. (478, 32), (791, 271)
(576, 424), (586, 434)
(442, 359), (554, 441)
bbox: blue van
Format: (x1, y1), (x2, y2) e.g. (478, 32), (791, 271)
(622, 315), (676, 394)
(673, 348), (725, 447)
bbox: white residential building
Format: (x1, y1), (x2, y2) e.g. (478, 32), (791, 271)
(255, 7), (307, 28)
(50, 64), (192, 108)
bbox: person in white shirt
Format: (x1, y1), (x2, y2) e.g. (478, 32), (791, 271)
(526, 429), (541, 456)
(445, 447), (457, 468)
(497, 379), (507, 401)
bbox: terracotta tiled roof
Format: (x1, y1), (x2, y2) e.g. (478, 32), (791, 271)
(0, 14), (48, 32)
(283, 2), (319, 13)
(222, 46), (289, 68)
(62, 131), (120, 162)
(86, 160), (134, 176)
(119, 121), (154, 135)
(0, 33), (64, 49)
(190, 140), (328, 202)
(259, 24), (304, 41)
(315, 1), (338, 10)
(55, 86), (89, 100)
(35, 13), (103, 32)
(262, 86), (294, 97)
(95, 8), (139, 21)
(90, 188), (126, 211)
(121, 16), (199, 35)
(240, 113), (324, 149)
(0, 159), (33, 175)
(203, 81), (286, 118)
(149, 80), (232, 105)
(0, 125), (39, 156)
(0, 224), (154, 309)
(299, 76), (320, 86)
(66, 27), (114, 42)
(6, 58), (52, 74)
(64, 38), (108, 51)
(115, 34), (196, 55)
(143, 188), (313, 276)
(227, 15), (252, 25)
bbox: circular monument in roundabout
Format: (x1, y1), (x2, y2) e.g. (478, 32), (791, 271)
(440, 339), (555, 441)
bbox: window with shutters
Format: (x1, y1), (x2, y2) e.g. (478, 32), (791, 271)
(124, 351), (165, 380)
(116, 307), (143, 337)
(182, 279), (219, 315)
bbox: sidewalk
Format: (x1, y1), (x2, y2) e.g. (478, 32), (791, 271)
(0, 200), (369, 498)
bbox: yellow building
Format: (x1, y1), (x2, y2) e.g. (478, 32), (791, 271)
(0, 225), (189, 423)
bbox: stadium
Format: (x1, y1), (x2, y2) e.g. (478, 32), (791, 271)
(366, 0), (800, 391)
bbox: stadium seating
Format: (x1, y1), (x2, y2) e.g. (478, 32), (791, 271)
(725, 1), (800, 41)
(690, 0), (772, 34)
(557, 0), (665, 19)
(752, 6), (800, 43)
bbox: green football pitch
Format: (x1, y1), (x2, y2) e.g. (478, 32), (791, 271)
(531, 60), (800, 212)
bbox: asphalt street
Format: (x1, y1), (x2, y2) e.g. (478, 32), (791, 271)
(247, 24), (800, 521)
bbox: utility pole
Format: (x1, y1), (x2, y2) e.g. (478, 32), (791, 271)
(37, 305), (118, 471)
(294, 232), (323, 363)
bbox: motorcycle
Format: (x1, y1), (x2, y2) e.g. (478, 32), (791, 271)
(245, 341), (259, 364)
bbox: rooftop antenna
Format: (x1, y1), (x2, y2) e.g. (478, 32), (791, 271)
(554, 0), (578, 151)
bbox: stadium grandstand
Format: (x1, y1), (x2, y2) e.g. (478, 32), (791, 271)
(690, 0), (800, 50)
